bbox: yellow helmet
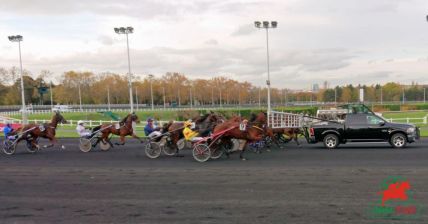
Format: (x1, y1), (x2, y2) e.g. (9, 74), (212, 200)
(184, 120), (192, 127)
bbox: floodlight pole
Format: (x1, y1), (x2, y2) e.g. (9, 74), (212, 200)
(255, 21), (277, 113)
(18, 40), (27, 123)
(125, 32), (133, 112)
(114, 26), (134, 112)
(8, 35), (27, 124)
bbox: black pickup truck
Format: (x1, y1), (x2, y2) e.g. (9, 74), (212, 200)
(306, 105), (420, 149)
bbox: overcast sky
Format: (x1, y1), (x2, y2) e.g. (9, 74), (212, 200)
(1, 0), (428, 89)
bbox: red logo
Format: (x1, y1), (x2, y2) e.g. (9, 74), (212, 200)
(367, 176), (423, 220)
(378, 181), (411, 207)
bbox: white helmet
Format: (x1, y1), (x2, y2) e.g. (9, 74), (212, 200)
(77, 120), (84, 125)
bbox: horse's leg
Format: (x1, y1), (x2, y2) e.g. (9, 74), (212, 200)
(44, 135), (63, 149)
(173, 135), (184, 157)
(31, 137), (40, 150)
(240, 142), (248, 161)
(238, 140), (248, 160)
(294, 132), (301, 147)
(114, 135), (125, 146)
(131, 133), (144, 143)
(101, 132), (114, 148)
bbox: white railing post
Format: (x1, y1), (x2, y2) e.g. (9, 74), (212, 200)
(424, 116), (427, 124)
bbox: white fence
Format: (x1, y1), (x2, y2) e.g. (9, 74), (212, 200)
(0, 107), (251, 116)
(384, 117), (427, 125)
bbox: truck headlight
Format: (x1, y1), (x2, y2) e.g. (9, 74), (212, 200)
(406, 127), (415, 134)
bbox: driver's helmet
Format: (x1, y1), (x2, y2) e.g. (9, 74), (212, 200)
(77, 120), (84, 125)
(184, 120), (192, 127)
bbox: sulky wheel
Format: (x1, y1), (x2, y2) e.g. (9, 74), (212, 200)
(210, 147), (224, 160)
(99, 140), (111, 151)
(25, 141), (38, 153)
(2, 140), (16, 155)
(79, 138), (92, 153)
(145, 142), (162, 159)
(162, 143), (176, 156)
(160, 136), (176, 156)
(176, 138), (186, 150)
(192, 144), (211, 163)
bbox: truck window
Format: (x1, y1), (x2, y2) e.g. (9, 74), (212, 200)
(366, 115), (384, 125)
(346, 114), (367, 125)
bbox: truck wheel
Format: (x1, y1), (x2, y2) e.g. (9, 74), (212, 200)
(323, 134), (339, 149)
(390, 133), (407, 149)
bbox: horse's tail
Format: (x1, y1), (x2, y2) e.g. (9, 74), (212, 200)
(92, 125), (102, 132)
(162, 120), (174, 133)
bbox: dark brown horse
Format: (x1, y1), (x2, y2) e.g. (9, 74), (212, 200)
(163, 113), (225, 156)
(17, 112), (68, 149)
(212, 116), (265, 160)
(94, 113), (142, 146)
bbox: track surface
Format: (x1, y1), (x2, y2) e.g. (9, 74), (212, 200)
(0, 138), (427, 224)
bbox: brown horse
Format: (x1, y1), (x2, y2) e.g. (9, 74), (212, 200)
(17, 111), (68, 149)
(212, 116), (265, 160)
(249, 112), (282, 150)
(94, 113), (142, 147)
(163, 113), (225, 156)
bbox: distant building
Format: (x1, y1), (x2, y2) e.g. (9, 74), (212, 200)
(312, 84), (320, 93)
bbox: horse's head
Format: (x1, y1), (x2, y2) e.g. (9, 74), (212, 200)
(255, 112), (267, 124)
(54, 111), (68, 124)
(130, 112), (140, 123)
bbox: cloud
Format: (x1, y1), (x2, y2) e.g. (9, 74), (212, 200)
(98, 35), (114, 46)
(231, 24), (256, 36)
(204, 39), (218, 45)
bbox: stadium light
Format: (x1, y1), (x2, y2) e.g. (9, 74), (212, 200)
(254, 21), (278, 112)
(8, 35), (27, 124)
(114, 26), (134, 112)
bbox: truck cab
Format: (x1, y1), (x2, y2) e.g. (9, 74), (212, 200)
(307, 104), (419, 149)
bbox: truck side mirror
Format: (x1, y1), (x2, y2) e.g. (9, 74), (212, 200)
(379, 121), (385, 126)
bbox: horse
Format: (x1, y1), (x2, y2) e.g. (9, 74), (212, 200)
(162, 112), (225, 156)
(212, 116), (266, 160)
(249, 112), (282, 150)
(94, 113), (142, 147)
(17, 111), (68, 150)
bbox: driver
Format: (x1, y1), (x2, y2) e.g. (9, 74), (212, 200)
(183, 120), (204, 142)
(3, 122), (16, 140)
(76, 120), (92, 138)
(144, 118), (162, 139)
